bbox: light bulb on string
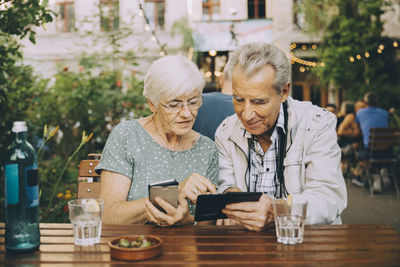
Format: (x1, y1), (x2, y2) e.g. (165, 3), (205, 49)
(393, 41), (398, 48)
(379, 44), (384, 50)
(377, 49), (382, 54)
(365, 52), (370, 58)
(349, 57), (355, 62)
(356, 54), (361, 60)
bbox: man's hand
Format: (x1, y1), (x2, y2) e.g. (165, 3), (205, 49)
(221, 194), (274, 231)
(179, 173), (217, 205)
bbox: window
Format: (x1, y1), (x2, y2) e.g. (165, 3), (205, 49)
(144, 0), (165, 30)
(202, 0), (220, 21)
(100, 0), (119, 32)
(248, 0), (265, 19)
(56, 1), (75, 32)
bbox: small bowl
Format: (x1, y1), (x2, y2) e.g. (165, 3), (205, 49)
(108, 235), (163, 261)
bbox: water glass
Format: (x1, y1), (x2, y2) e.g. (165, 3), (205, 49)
(272, 198), (307, 245)
(68, 198), (103, 246)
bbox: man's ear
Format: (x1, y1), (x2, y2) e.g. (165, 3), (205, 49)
(147, 98), (157, 113)
(280, 82), (290, 103)
(218, 74), (224, 89)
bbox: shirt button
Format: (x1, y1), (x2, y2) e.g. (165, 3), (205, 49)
(266, 168), (270, 172)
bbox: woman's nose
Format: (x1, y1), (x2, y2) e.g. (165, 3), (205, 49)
(179, 103), (192, 117)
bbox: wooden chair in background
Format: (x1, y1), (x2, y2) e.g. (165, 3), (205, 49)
(364, 127), (400, 198)
(77, 153), (101, 199)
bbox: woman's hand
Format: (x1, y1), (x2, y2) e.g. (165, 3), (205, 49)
(221, 194), (275, 232)
(145, 193), (192, 226)
(179, 173), (217, 205)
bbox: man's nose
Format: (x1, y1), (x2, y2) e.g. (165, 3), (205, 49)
(242, 101), (255, 120)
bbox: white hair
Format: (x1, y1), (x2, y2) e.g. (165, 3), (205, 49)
(143, 55), (205, 106)
(225, 42), (290, 94)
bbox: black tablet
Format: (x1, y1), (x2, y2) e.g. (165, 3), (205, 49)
(194, 192), (262, 221)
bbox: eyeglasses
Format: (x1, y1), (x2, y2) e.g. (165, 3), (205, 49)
(159, 97), (203, 113)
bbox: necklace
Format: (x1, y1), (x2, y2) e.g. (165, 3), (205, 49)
(152, 116), (183, 158)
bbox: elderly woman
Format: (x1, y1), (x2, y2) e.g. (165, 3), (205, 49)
(95, 55), (218, 226)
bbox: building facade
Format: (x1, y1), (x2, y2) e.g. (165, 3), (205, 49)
(22, 0), (400, 106)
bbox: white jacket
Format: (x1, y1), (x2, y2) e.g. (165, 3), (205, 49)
(215, 96), (347, 225)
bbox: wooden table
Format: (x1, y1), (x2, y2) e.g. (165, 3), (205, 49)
(1, 223), (400, 266)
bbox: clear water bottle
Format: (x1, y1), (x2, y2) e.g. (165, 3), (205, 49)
(4, 121), (40, 253)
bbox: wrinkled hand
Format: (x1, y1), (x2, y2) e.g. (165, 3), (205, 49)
(216, 187), (243, 226)
(145, 194), (192, 226)
(221, 194), (274, 231)
(179, 173), (217, 205)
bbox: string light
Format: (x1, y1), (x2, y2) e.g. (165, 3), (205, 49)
(137, 1), (166, 56)
(291, 41), (399, 66)
(208, 50), (217, 56)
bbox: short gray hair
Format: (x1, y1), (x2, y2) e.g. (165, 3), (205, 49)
(143, 55), (205, 106)
(225, 42), (290, 94)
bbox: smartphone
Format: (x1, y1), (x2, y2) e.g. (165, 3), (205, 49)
(148, 179), (179, 211)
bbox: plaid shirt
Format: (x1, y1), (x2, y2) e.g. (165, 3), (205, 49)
(244, 104), (285, 198)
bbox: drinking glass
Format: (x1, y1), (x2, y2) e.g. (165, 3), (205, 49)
(272, 198), (307, 245)
(68, 198), (103, 246)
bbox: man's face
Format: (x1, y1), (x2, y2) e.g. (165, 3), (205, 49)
(232, 64), (289, 136)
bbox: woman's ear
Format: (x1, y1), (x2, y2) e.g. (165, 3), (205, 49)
(147, 99), (157, 113)
(280, 82), (290, 103)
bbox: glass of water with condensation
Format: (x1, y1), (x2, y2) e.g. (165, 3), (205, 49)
(273, 197), (307, 245)
(68, 199), (103, 246)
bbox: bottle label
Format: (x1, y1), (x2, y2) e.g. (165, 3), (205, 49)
(5, 164), (19, 205)
(25, 165), (39, 208)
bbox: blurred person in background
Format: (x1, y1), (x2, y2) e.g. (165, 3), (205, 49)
(336, 101), (360, 176)
(193, 65), (235, 141)
(325, 103), (337, 114)
(353, 92), (390, 192)
(354, 99), (367, 115)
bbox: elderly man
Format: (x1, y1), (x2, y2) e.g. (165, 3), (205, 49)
(215, 42), (347, 231)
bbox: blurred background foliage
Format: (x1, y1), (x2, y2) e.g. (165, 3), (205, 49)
(296, 0), (400, 108)
(0, 0), (150, 222)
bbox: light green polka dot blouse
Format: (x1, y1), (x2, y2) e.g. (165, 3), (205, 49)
(95, 120), (219, 202)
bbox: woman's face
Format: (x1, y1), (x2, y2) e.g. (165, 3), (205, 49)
(149, 91), (202, 136)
